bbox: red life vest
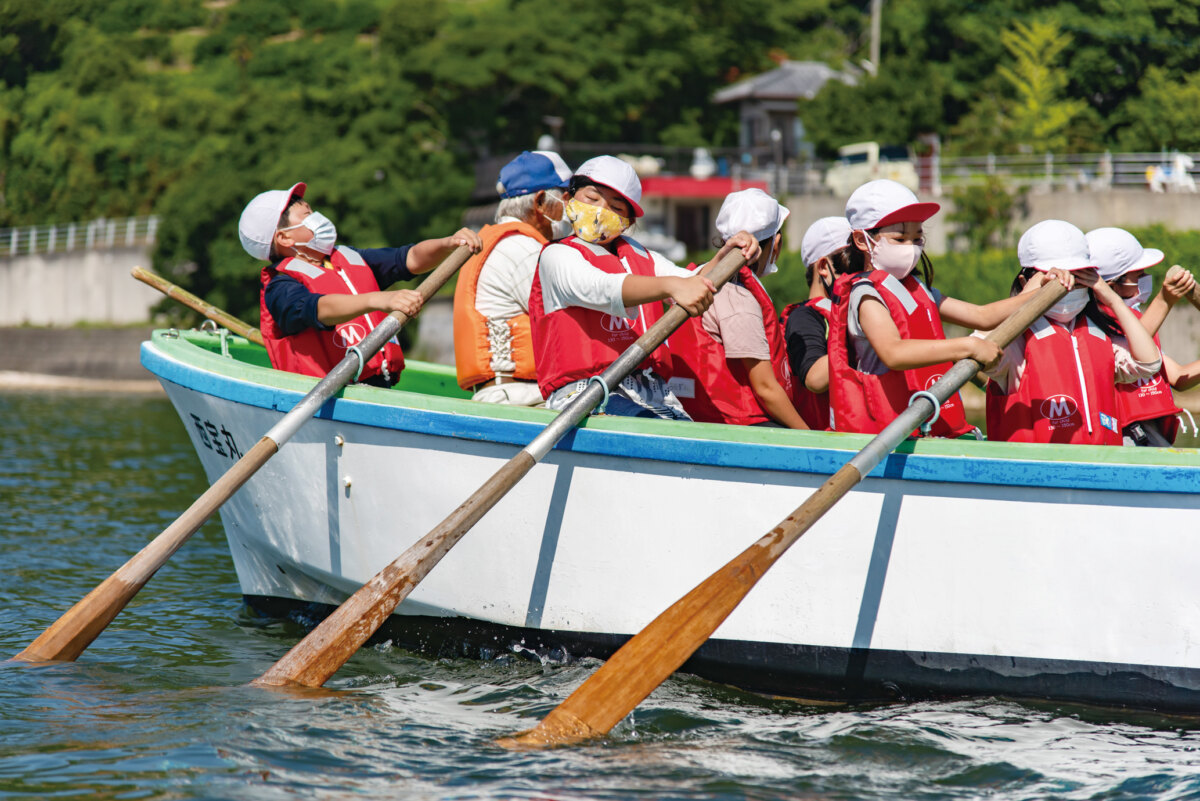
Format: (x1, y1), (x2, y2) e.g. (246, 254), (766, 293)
(529, 235), (672, 398)
(781, 297), (832, 430)
(985, 316), (1123, 445)
(1101, 307), (1179, 443)
(827, 271), (972, 437)
(667, 267), (794, 425)
(259, 246), (405, 382)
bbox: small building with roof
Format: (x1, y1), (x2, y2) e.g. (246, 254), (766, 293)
(713, 60), (858, 163)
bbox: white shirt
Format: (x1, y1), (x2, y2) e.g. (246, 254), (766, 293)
(537, 236), (692, 320)
(474, 216), (542, 321)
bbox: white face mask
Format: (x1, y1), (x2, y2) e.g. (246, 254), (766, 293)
(1127, 275), (1153, 309)
(283, 211), (338, 256)
(761, 261), (779, 277)
(866, 232), (921, 280)
(543, 198), (572, 240)
(1045, 287), (1090, 324)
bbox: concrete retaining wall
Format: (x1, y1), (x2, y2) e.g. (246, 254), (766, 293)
(0, 248), (159, 326)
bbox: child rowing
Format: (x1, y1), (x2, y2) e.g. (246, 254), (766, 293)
(1085, 227), (1187, 445)
(828, 179), (1028, 437)
(239, 182), (481, 385)
(668, 188), (808, 428)
(781, 216), (854, 430)
(984, 220), (1161, 445)
(529, 156), (758, 419)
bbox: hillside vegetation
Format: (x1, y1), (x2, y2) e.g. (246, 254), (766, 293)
(2, 0), (1199, 320)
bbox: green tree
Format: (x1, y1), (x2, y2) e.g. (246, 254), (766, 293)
(996, 20), (1087, 153)
(1118, 66), (1200, 151)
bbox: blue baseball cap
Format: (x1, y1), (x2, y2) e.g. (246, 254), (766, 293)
(497, 151), (572, 198)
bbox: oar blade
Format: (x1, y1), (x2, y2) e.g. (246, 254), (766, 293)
(14, 437), (279, 662)
(499, 465), (862, 749)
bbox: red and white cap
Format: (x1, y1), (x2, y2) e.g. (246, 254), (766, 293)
(1018, 220), (1095, 272)
(239, 182), (306, 261)
(845, 179), (939, 231)
(715, 188), (789, 242)
(801, 216), (853, 266)
(1085, 227), (1164, 282)
(573, 156), (644, 218)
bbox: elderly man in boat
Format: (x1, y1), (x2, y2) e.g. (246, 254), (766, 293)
(238, 182), (481, 387)
(452, 151), (573, 405)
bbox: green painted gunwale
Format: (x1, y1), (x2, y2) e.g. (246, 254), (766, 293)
(149, 329), (1200, 468)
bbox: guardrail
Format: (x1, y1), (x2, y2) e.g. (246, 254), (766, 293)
(0, 216), (159, 258)
(939, 152), (1199, 193)
(559, 142), (1200, 196)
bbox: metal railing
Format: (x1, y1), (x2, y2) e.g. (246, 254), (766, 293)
(0, 216), (159, 258)
(938, 151), (1199, 193)
(558, 141), (1200, 196)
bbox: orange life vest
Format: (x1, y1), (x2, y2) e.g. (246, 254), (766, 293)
(452, 221), (546, 390)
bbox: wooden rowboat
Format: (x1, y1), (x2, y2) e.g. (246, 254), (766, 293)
(143, 328), (1200, 712)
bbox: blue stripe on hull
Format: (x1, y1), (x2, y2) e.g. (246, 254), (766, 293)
(144, 342), (1200, 495)
(244, 595), (1200, 715)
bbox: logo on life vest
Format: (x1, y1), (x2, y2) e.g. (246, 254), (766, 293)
(1133, 374), (1164, 394)
(334, 323), (367, 348)
(1040, 394), (1079, 427)
(600, 314), (632, 334)
(925, 374), (943, 390)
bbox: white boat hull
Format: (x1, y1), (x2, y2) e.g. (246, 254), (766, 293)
(145, 332), (1200, 710)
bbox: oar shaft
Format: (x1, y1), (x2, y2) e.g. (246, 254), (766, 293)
(132, 267), (265, 346)
(15, 249), (470, 664)
(503, 279), (1068, 748)
(254, 250), (748, 688)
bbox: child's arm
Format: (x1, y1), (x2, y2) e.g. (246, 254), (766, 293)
(317, 290), (423, 325)
(742, 359), (810, 429)
(859, 297), (1002, 371)
(938, 270), (1069, 329)
(805, 355), (830, 394)
(1165, 353), (1200, 391)
(621, 275), (715, 316)
(1081, 272), (1161, 365)
(405, 228), (483, 273)
(1139, 267), (1195, 338)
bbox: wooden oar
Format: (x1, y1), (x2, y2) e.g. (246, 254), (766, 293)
(11, 248), (470, 664)
(498, 278), (1069, 749)
(252, 250), (749, 689)
(132, 266), (265, 347)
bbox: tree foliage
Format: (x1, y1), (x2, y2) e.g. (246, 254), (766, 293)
(3, 0), (1200, 324)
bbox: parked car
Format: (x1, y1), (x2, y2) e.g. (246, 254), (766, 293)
(824, 141), (920, 197)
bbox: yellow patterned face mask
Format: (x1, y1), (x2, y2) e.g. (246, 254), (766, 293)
(564, 198), (632, 244)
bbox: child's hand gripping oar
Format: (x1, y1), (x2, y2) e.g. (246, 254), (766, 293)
(498, 277), (1069, 749)
(251, 248), (752, 689)
(10, 247), (471, 664)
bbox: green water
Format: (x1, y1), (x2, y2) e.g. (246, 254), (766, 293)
(4, 390), (1200, 800)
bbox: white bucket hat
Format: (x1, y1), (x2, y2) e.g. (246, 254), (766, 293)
(573, 156), (644, 217)
(1018, 220), (1095, 272)
(801, 216), (853, 266)
(715, 188), (790, 243)
(239, 182), (306, 261)
(1085, 227), (1164, 282)
(845, 179), (939, 231)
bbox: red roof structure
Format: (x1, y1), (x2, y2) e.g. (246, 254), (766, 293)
(640, 175), (768, 198)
